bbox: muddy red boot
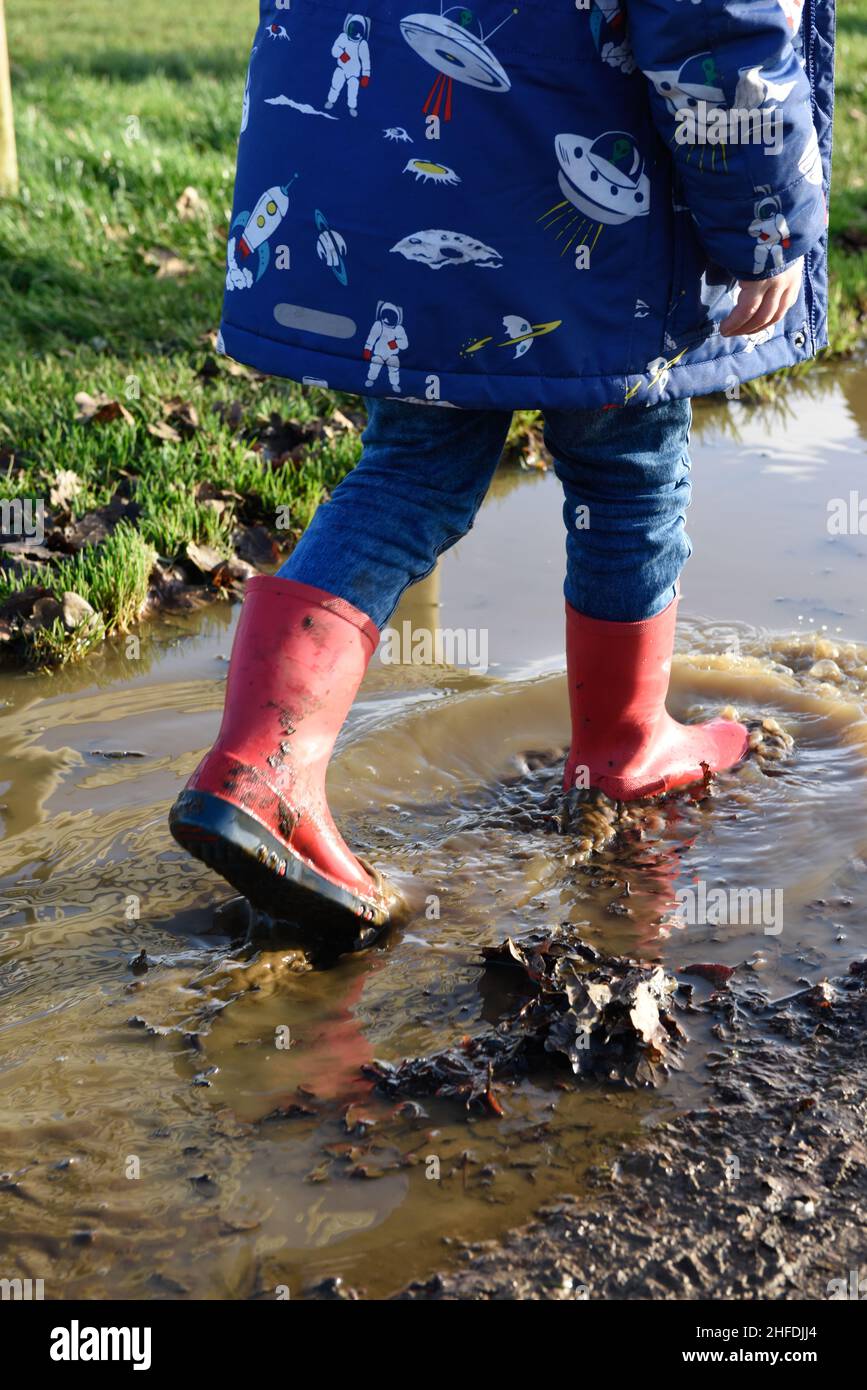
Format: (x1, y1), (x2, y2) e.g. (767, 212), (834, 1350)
(563, 597), (749, 800)
(169, 576), (397, 949)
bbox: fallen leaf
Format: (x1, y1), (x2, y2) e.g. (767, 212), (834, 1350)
(140, 245), (194, 279)
(196, 356), (220, 383)
(29, 595), (63, 629)
(74, 392), (135, 427)
(213, 399), (244, 429)
(211, 557), (255, 588)
(146, 420), (181, 444)
(183, 541), (224, 577)
(49, 469), (84, 511)
(176, 186), (207, 221)
(163, 398), (200, 435)
(233, 524), (279, 568)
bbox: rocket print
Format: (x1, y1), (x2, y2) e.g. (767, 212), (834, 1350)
(364, 302), (408, 391)
(589, 0), (635, 74)
(325, 15), (372, 117)
(226, 180), (296, 291)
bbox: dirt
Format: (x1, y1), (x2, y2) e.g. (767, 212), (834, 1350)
(396, 963), (867, 1301)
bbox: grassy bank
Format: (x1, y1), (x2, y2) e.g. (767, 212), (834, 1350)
(1, 0), (865, 665)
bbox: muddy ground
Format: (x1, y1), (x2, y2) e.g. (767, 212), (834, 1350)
(394, 966), (867, 1301)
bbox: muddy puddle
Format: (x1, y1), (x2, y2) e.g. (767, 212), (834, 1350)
(2, 362), (867, 1299)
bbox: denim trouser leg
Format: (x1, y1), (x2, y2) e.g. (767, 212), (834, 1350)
(277, 396), (694, 628)
(544, 399), (693, 622)
(278, 398), (511, 628)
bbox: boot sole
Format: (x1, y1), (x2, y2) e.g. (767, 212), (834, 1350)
(169, 788), (391, 952)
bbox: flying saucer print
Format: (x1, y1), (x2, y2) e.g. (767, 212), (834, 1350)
(539, 131), (649, 258)
(400, 6), (516, 120)
(403, 157), (460, 185)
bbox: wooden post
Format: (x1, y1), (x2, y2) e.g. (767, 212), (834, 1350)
(0, 0), (19, 198)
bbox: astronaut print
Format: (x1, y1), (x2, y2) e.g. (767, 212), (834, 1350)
(364, 303), (408, 392)
(325, 15), (372, 117)
(749, 192), (791, 275)
(218, 0), (832, 411)
(263, 14), (372, 121)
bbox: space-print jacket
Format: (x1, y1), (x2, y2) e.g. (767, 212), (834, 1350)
(219, 0), (835, 411)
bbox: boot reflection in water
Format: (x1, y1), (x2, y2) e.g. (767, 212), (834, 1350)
(170, 396), (748, 945)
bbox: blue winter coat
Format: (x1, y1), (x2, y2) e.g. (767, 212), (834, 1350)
(219, 0), (835, 410)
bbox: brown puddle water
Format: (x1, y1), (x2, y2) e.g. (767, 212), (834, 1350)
(1, 363), (867, 1299)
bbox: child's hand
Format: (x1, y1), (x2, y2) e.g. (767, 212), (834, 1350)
(720, 260), (803, 339)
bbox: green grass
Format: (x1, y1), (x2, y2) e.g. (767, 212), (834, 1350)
(0, 0), (364, 664)
(0, 0), (865, 663)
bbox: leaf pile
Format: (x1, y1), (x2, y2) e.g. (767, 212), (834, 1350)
(363, 926), (685, 1113)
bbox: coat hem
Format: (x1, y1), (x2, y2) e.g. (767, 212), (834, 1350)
(219, 318), (818, 412)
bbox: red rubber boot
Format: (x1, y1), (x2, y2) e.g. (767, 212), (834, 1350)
(169, 576), (397, 949)
(563, 597), (749, 800)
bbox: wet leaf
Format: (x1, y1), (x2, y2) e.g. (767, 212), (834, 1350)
(304, 1162), (331, 1184)
(366, 926), (685, 1112)
(233, 524), (279, 568)
(183, 541), (224, 577)
(262, 1103), (317, 1121)
(342, 1103), (376, 1137)
(680, 963), (736, 988)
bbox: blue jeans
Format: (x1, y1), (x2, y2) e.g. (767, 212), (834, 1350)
(278, 398), (693, 629)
